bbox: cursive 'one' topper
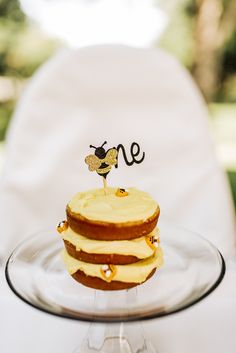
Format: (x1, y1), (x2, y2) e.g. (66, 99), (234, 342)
(85, 141), (145, 183)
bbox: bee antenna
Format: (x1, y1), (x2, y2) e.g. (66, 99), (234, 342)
(101, 141), (107, 148)
(89, 145), (96, 149)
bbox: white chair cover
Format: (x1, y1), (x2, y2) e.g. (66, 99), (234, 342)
(0, 45), (235, 259)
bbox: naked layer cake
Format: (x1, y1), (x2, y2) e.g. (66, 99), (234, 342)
(58, 187), (163, 290)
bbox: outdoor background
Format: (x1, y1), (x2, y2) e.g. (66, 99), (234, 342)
(0, 0), (235, 208)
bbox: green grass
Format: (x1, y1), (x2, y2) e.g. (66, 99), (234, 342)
(209, 103), (236, 146)
(209, 103), (236, 119)
(209, 103), (236, 211)
(209, 103), (236, 171)
(227, 171), (236, 212)
(0, 100), (14, 141)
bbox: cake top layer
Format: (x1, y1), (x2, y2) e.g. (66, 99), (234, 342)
(67, 187), (158, 223)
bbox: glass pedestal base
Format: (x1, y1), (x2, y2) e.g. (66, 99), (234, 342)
(78, 322), (157, 353)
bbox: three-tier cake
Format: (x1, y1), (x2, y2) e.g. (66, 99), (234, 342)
(57, 187), (163, 290)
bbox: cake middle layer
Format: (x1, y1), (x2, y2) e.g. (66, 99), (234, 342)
(61, 227), (159, 258)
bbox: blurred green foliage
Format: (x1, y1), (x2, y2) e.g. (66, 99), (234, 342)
(0, 0), (235, 141)
(0, 0), (60, 141)
(0, 0), (26, 76)
(220, 31), (236, 102)
(0, 0), (59, 77)
(0, 100), (14, 140)
(228, 171), (236, 212)
(222, 30), (236, 78)
(160, 0), (236, 102)
(158, 1), (194, 69)
(0, 0), (25, 22)
(185, 0), (236, 81)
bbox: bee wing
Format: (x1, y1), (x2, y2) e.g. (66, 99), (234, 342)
(105, 148), (118, 166)
(85, 155), (101, 171)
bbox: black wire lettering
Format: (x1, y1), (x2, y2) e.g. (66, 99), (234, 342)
(115, 142), (145, 168)
(131, 142), (145, 164)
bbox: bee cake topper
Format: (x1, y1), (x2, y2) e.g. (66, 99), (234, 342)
(85, 141), (145, 192)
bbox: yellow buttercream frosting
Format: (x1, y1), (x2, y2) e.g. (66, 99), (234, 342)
(62, 247), (163, 283)
(68, 187), (158, 223)
(61, 227), (160, 259)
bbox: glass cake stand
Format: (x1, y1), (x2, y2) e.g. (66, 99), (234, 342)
(5, 222), (225, 353)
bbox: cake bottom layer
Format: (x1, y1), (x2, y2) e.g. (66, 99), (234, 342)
(72, 268), (156, 290)
(62, 247), (163, 286)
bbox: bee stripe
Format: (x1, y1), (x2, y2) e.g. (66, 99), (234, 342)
(97, 166), (112, 174)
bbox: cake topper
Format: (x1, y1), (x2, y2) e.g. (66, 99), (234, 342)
(85, 141), (118, 191)
(85, 141), (145, 192)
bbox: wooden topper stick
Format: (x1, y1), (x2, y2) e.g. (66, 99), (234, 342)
(103, 177), (108, 195)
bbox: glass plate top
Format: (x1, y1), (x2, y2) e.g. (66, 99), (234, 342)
(5, 223), (225, 323)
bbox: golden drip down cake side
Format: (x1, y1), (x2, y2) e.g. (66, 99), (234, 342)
(58, 187), (163, 290)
